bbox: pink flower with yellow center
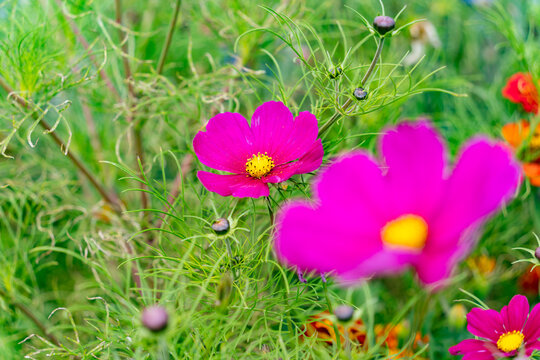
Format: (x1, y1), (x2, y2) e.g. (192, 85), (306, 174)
(274, 121), (520, 286)
(449, 295), (540, 359)
(193, 101), (324, 198)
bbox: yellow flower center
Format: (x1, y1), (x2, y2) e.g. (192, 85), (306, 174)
(245, 152), (275, 179)
(497, 330), (524, 353)
(381, 214), (428, 250)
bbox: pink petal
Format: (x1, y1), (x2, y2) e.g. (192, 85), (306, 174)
(526, 340), (540, 356)
(500, 295), (529, 332)
(193, 112), (253, 173)
(262, 140), (324, 184)
(467, 308), (505, 342)
(449, 339), (491, 355)
(251, 102), (319, 164)
(462, 353), (496, 360)
(380, 120), (446, 219)
(197, 171), (269, 198)
(274, 201), (381, 275)
(293, 139), (324, 174)
(416, 225), (481, 286)
(314, 151), (387, 224)
(428, 139), (521, 251)
(339, 250), (418, 284)
(524, 303), (540, 342)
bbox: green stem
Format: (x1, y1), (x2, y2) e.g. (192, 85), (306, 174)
(318, 37), (386, 137)
(0, 289), (61, 347)
(156, 0), (182, 75)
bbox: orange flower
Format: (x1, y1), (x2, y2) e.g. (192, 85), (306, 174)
(519, 265), (540, 295)
(375, 323), (429, 359)
(502, 73), (539, 114)
(302, 311), (366, 346)
(466, 255), (496, 276)
(502, 120), (540, 186)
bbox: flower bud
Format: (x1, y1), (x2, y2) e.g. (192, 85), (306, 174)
(448, 304), (467, 329)
(535, 247), (540, 261)
(141, 305), (168, 332)
(212, 218), (230, 235)
(353, 87), (368, 100)
(373, 16), (395, 35)
(328, 66), (343, 79)
(334, 305), (355, 323)
(216, 272), (233, 307)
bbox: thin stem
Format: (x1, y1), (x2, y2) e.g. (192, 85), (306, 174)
(54, 0), (121, 102)
(114, 0), (149, 215)
(265, 196), (274, 226)
(318, 37), (386, 137)
(156, 0), (182, 75)
(0, 77), (122, 213)
(0, 289), (61, 347)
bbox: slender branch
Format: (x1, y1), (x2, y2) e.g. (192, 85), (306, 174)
(318, 38), (386, 137)
(54, 0), (121, 102)
(114, 0), (149, 213)
(0, 77), (122, 212)
(156, 0), (182, 75)
(0, 289), (61, 347)
(155, 153), (193, 230)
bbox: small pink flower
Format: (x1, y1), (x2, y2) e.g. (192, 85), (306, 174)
(193, 101), (324, 198)
(449, 295), (540, 359)
(274, 121), (520, 286)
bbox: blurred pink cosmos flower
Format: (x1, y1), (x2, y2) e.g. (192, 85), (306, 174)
(449, 295), (540, 359)
(193, 101), (323, 198)
(274, 121), (520, 286)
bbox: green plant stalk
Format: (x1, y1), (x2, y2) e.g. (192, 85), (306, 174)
(318, 37), (386, 137)
(156, 0), (182, 75)
(0, 77), (122, 212)
(54, 0), (121, 102)
(115, 0), (149, 214)
(0, 289), (61, 347)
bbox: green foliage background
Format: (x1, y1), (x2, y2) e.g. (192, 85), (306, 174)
(0, 0), (539, 358)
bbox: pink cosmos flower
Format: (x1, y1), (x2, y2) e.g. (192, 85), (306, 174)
(449, 295), (540, 359)
(274, 121), (520, 286)
(193, 101), (324, 198)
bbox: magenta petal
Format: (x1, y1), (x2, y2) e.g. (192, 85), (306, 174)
(449, 339), (490, 355)
(293, 139), (324, 174)
(429, 139), (521, 250)
(467, 308), (505, 342)
(500, 295), (529, 332)
(339, 250), (417, 284)
(415, 248), (457, 286)
(526, 340), (540, 356)
(197, 171), (269, 198)
(262, 140), (324, 184)
(524, 303), (540, 342)
(380, 120), (446, 219)
(315, 151), (387, 225)
(251, 102), (320, 164)
(274, 201), (381, 275)
(462, 353), (496, 360)
(193, 112), (253, 173)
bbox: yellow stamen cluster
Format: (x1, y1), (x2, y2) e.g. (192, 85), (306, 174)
(245, 152), (275, 179)
(381, 214), (428, 250)
(497, 330), (524, 353)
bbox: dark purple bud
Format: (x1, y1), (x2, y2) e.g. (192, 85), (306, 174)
(535, 247), (540, 261)
(373, 16), (395, 35)
(353, 87), (368, 100)
(328, 66), (343, 79)
(297, 269), (307, 283)
(142, 305), (168, 332)
(212, 218), (230, 235)
(334, 305), (355, 322)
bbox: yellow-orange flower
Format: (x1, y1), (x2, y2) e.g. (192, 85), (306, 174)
(467, 255), (496, 276)
(502, 120), (540, 186)
(302, 311), (366, 346)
